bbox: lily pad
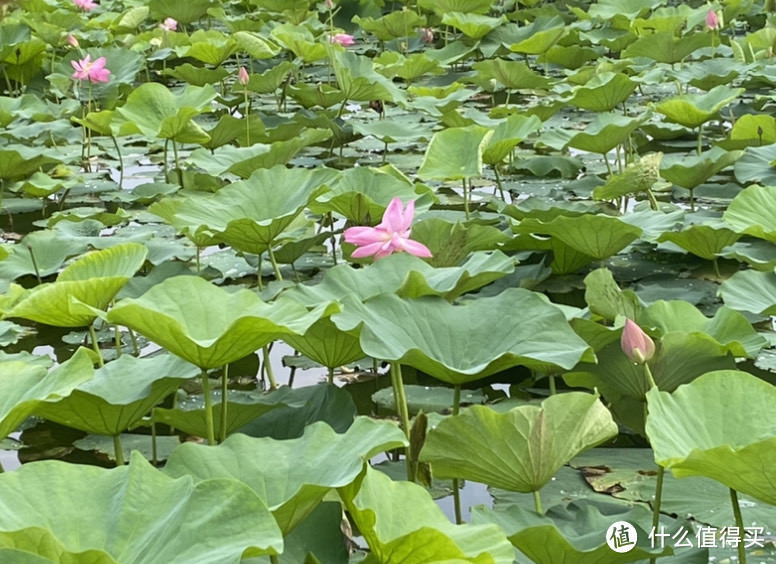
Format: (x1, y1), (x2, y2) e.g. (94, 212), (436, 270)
(656, 85), (744, 130)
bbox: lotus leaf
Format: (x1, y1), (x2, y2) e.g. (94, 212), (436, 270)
(566, 72), (637, 112)
(660, 147), (743, 189)
(723, 183), (776, 242)
(566, 112), (646, 155)
(719, 269), (776, 315)
(645, 370), (776, 505)
(0, 230), (88, 281)
(442, 13), (505, 40)
(353, 11), (426, 42)
(658, 224), (740, 261)
(622, 31), (711, 64)
(420, 394), (617, 493)
(656, 85), (743, 130)
(471, 59), (553, 91)
(417, 125), (493, 181)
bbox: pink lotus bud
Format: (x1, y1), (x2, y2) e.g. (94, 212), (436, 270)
(330, 33), (355, 47)
(238, 66), (249, 86)
(67, 34), (79, 47)
(325, 0), (334, 8)
(706, 9), (720, 30)
(420, 27), (434, 43)
(621, 319), (655, 365)
(160, 18), (178, 32)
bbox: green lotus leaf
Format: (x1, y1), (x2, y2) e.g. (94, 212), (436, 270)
(108, 276), (332, 369)
(471, 500), (669, 563)
(286, 82), (345, 109)
(329, 48), (405, 104)
(720, 240), (776, 271)
(332, 289), (593, 385)
(375, 52), (443, 82)
(17, 171), (67, 198)
(584, 268), (644, 321)
(339, 464), (514, 563)
(271, 26), (329, 63)
(282, 318), (364, 370)
(660, 147), (743, 189)
(621, 31), (711, 64)
(656, 85), (743, 130)
(5, 243), (148, 327)
(0, 527), (115, 563)
(148, 0), (214, 24)
(0, 230), (88, 281)
(505, 16), (567, 55)
(353, 10), (426, 42)
(372, 385), (486, 416)
(418, 125), (493, 181)
(232, 30), (279, 59)
(164, 418), (406, 534)
(658, 224), (741, 261)
(283, 251), (514, 305)
(566, 112), (646, 155)
(482, 114), (542, 165)
(0, 348), (93, 443)
(470, 59), (553, 90)
(179, 37), (237, 67)
(442, 12), (505, 40)
(719, 269), (776, 315)
(0, 144), (65, 181)
(171, 165), (335, 255)
(351, 118), (430, 146)
(162, 63), (230, 87)
(420, 394), (616, 492)
(0, 452), (282, 561)
(721, 113), (776, 149)
(646, 370), (776, 505)
(670, 58), (742, 92)
(418, 0), (493, 15)
(588, 0), (663, 20)
(115, 83), (216, 144)
(566, 72), (637, 112)
(33, 355), (198, 436)
(723, 183), (776, 242)
(514, 214), (642, 260)
(593, 152), (662, 200)
(411, 219), (512, 267)
(734, 144), (776, 185)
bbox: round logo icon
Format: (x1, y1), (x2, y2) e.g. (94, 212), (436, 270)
(606, 521), (638, 553)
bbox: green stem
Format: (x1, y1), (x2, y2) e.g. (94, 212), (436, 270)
(89, 324), (104, 367)
(533, 490), (543, 514)
(548, 374), (556, 395)
(200, 368), (216, 446)
(172, 139), (184, 188)
(113, 434), (125, 466)
(270, 555), (279, 564)
(646, 188), (660, 211)
(730, 488), (747, 564)
(462, 178), (470, 220)
(697, 124), (703, 155)
(114, 325), (122, 358)
(713, 258), (721, 278)
(689, 188), (695, 213)
(328, 366), (334, 385)
(267, 245), (283, 281)
(163, 139), (169, 180)
(111, 136), (124, 189)
(391, 362), (412, 479)
(128, 328), (140, 356)
(603, 153), (613, 176)
(151, 422), (158, 466)
(493, 165), (505, 200)
(263, 345), (278, 390)
(452, 385), (463, 524)
(219, 364), (229, 443)
(243, 90), (250, 146)
(648, 465), (665, 564)
(27, 245), (42, 285)
(0, 459), (4, 473)
(329, 212), (338, 265)
(644, 363), (656, 389)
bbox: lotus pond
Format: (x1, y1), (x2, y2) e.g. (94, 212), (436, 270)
(3, 0), (776, 562)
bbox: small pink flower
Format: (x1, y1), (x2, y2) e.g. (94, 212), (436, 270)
(620, 319), (655, 365)
(160, 18), (178, 31)
(325, 0), (334, 8)
(420, 28), (434, 43)
(238, 66), (249, 86)
(71, 55), (111, 84)
(73, 0), (97, 11)
(67, 34), (79, 48)
(344, 198), (432, 260)
(706, 9), (719, 30)
(330, 33), (355, 47)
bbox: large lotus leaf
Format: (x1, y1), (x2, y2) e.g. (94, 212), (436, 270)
(471, 500), (668, 563)
(375, 52), (444, 82)
(720, 239), (776, 272)
(351, 119), (429, 145)
(5, 243), (148, 327)
(411, 219), (513, 267)
(621, 31), (711, 64)
(660, 147), (743, 189)
(283, 251), (514, 305)
(420, 395), (616, 493)
(645, 370), (776, 505)
(588, 0), (661, 20)
(722, 114), (776, 149)
(418, 125), (494, 181)
(0, 230), (88, 280)
(164, 418), (406, 535)
(566, 112), (646, 154)
(0, 144), (65, 180)
(658, 224), (740, 261)
(148, 0), (213, 24)
(353, 10), (426, 41)
(723, 183), (776, 242)
(33, 355), (198, 436)
(734, 144), (776, 185)
(418, 0), (493, 15)
(584, 268), (643, 321)
(505, 16), (567, 55)
(329, 48), (405, 104)
(656, 85), (744, 129)
(0, 452), (282, 561)
(514, 215), (642, 260)
(115, 83), (216, 144)
(282, 318), (364, 370)
(565, 332), (736, 402)
(108, 276), (333, 369)
(471, 59), (553, 91)
(152, 386), (304, 439)
(339, 464), (514, 564)
(271, 26), (328, 63)
(719, 269), (776, 315)
(0, 348), (93, 442)
(442, 12), (505, 40)
(482, 114), (543, 165)
(566, 72), (637, 112)
(172, 166), (336, 255)
(332, 289), (593, 385)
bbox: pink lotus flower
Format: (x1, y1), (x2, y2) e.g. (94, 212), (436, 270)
(73, 0), (97, 11)
(330, 33), (355, 47)
(160, 18), (178, 31)
(71, 55), (111, 84)
(706, 9), (720, 30)
(67, 34), (79, 48)
(325, 0), (334, 8)
(420, 27), (434, 43)
(620, 319), (655, 365)
(238, 66), (249, 86)
(344, 198), (432, 260)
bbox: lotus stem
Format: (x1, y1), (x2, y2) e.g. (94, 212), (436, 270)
(89, 324), (104, 367)
(689, 188), (695, 213)
(163, 140), (169, 180)
(390, 362), (412, 480)
(602, 153), (613, 176)
(697, 124), (703, 155)
(111, 135), (124, 189)
(452, 384), (463, 524)
(328, 366), (335, 385)
(219, 364), (229, 443)
(548, 374), (557, 395)
(270, 555), (279, 564)
(172, 139), (184, 188)
(27, 245), (42, 285)
(196, 247), (201, 273)
(151, 422), (158, 466)
(713, 258), (721, 278)
(200, 368), (216, 446)
(329, 212), (338, 265)
(646, 188), (660, 211)
(533, 490), (543, 515)
(493, 165), (505, 200)
(129, 328), (140, 356)
(462, 178), (470, 220)
(267, 246), (283, 281)
(263, 345), (278, 391)
(0, 459), (4, 473)
(114, 325), (122, 358)
(730, 488), (747, 564)
(243, 90), (250, 146)
(113, 434), (125, 466)
(649, 465), (665, 564)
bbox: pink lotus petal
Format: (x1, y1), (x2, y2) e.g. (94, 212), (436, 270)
(379, 198), (407, 233)
(620, 318), (655, 365)
(351, 241), (389, 258)
(397, 238), (432, 258)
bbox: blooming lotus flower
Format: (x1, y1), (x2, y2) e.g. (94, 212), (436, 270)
(330, 33), (355, 47)
(73, 0), (97, 11)
(344, 198), (432, 260)
(706, 9), (720, 30)
(420, 27), (434, 43)
(160, 18), (178, 31)
(238, 66), (249, 86)
(71, 55), (111, 84)
(620, 319), (655, 365)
